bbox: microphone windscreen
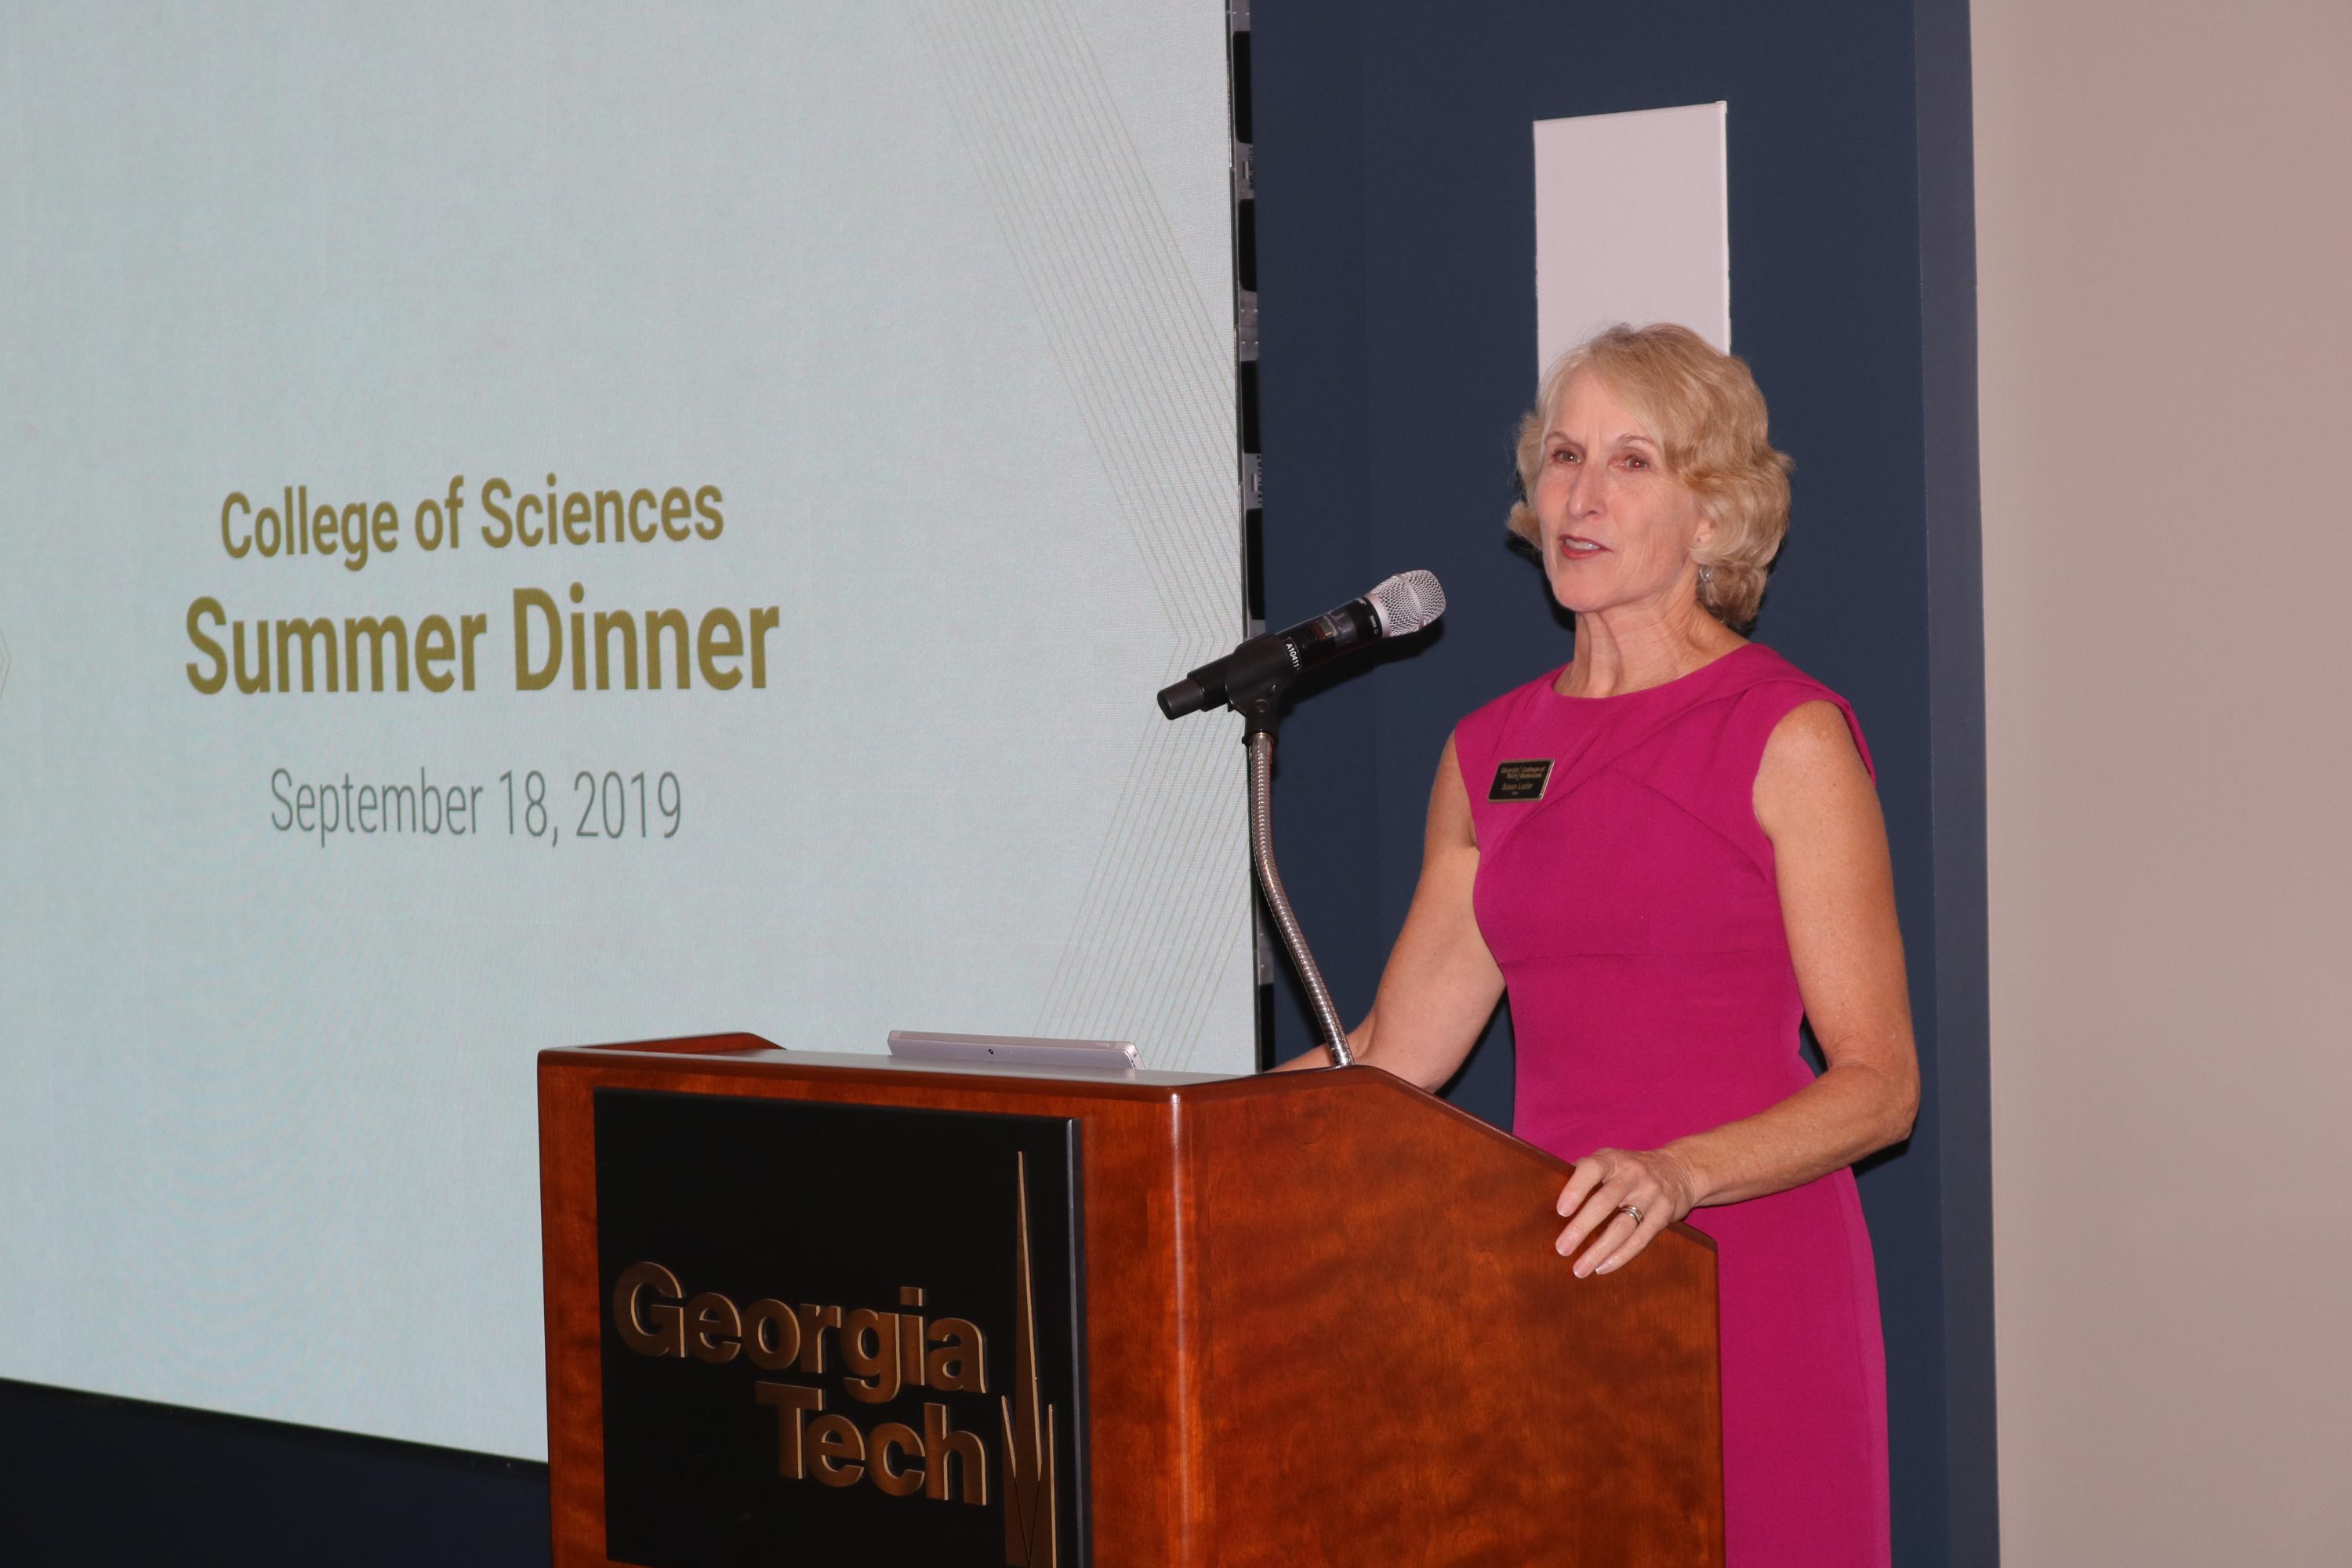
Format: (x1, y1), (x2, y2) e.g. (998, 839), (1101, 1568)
(1366, 569), (1446, 637)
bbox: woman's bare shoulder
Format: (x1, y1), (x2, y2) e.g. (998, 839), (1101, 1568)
(1755, 699), (1878, 840)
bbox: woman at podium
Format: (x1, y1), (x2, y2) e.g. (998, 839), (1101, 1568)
(1301, 324), (1917, 1566)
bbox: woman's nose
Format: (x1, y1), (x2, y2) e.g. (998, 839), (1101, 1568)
(1563, 463), (1600, 517)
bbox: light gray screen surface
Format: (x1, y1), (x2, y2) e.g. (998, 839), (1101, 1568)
(0, 1), (1248, 1457)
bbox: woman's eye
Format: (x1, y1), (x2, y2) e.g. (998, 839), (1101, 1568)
(1621, 454), (1649, 470)
(1548, 447), (1577, 464)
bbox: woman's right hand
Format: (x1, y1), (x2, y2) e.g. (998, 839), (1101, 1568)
(1269, 1016), (1374, 1072)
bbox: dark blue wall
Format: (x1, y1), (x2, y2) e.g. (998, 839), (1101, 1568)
(0, 1378), (549, 1566)
(1248, 3), (1993, 1563)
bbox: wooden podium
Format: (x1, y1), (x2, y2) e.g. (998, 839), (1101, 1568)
(539, 1033), (1723, 1566)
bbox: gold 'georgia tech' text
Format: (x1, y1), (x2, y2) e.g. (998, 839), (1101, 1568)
(612, 1263), (995, 1504)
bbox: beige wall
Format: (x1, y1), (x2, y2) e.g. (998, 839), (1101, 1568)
(1973, 2), (2352, 1559)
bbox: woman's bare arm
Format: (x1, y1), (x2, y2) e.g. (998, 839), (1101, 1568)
(1555, 700), (1920, 1273)
(1273, 735), (1505, 1082)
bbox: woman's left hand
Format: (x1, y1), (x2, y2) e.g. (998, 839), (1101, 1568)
(1554, 1146), (1701, 1277)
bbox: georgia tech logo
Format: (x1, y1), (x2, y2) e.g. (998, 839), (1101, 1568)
(1000, 1152), (1058, 1566)
(612, 1152), (1062, 1567)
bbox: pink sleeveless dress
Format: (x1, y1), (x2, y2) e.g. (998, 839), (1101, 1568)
(1455, 641), (1890, 1567)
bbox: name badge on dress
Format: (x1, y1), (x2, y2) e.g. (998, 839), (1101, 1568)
(1488, 759), (1554, 802)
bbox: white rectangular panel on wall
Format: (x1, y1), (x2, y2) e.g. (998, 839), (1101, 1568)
(1534, 103), (1730, 368)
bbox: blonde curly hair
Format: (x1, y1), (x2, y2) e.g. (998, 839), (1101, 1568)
(1508, 323), (1792, 630)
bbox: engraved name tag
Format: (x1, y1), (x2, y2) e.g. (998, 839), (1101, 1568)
(1488, 759), (1554, 802)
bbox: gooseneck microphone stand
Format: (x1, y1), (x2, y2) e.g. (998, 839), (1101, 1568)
(1225, 648), (1354, 1067)
(1160, 573), (1443, 1068)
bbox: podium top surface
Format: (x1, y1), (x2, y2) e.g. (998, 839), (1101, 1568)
(539, 1033), (1239, 1094)
(536, 1036), (1710, 1242)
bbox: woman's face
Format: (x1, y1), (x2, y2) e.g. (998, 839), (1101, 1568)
(1530, 370), (1713, 621)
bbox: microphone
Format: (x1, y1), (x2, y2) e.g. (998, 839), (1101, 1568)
(1158, 570), (1446, 718)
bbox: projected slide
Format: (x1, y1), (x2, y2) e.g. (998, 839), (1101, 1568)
(0, 2), (1247, 1457)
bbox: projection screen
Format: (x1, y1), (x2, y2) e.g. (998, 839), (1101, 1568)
(0, 1), (1248, 1458)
